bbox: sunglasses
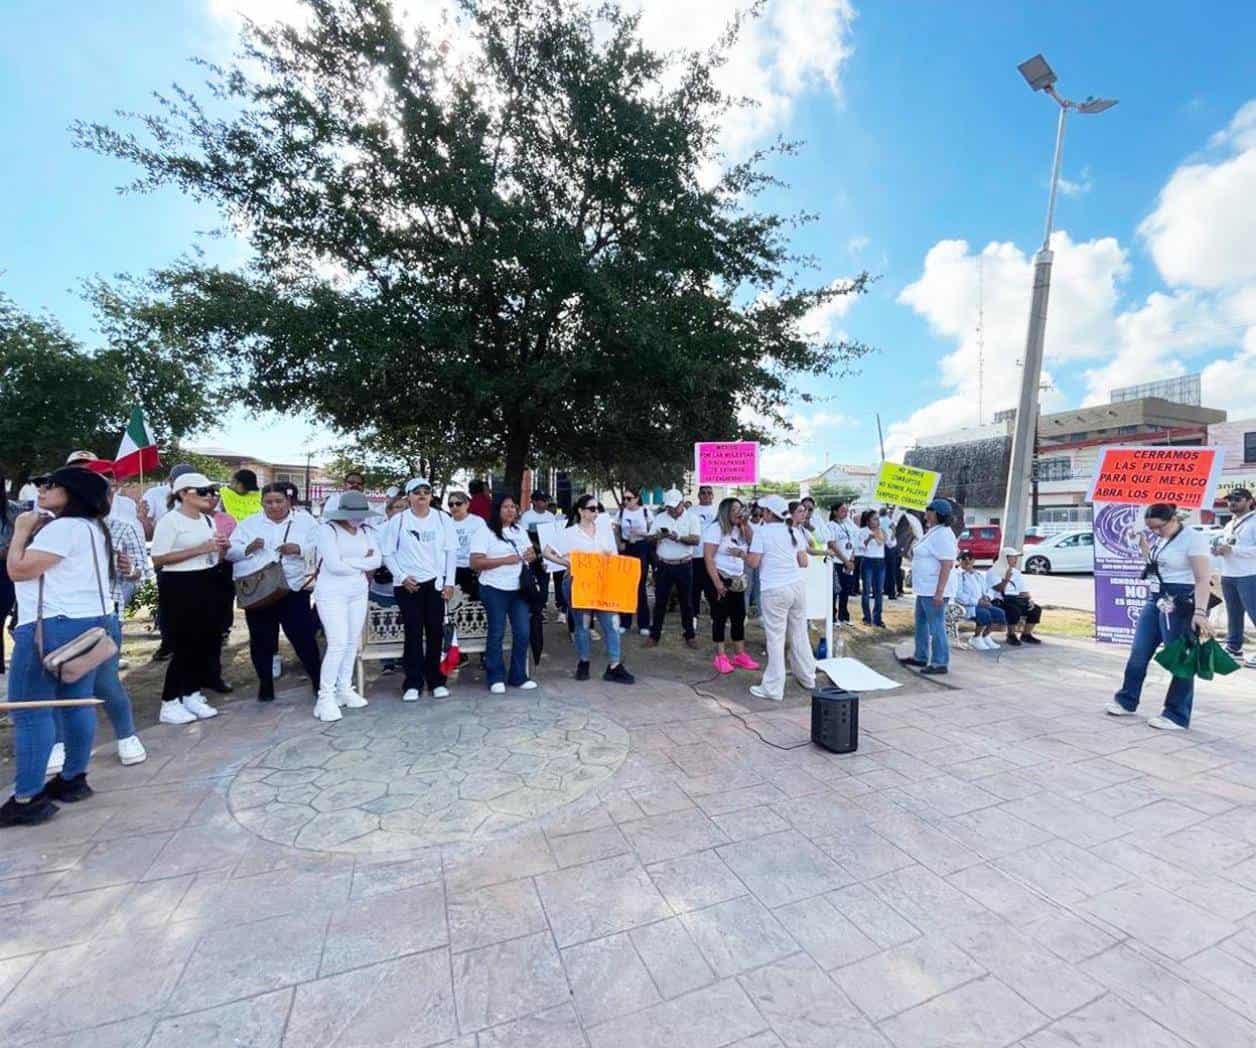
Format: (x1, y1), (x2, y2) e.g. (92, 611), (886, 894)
(187, 486), (218, 497)
(449, 500), (466, 507)
(31, 476), (58, 489)
(579, 504), (597, 512)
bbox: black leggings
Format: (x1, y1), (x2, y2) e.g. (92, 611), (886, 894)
(997, 595), (1042, 628)
(159, 568), (221, 702)
(711, 580), (747, 644)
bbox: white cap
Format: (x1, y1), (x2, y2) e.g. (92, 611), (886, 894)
(171, 473), (215, 493)
(760, 494), (789, 518)
(405, 477), (432, 494)
(662, 488), (683, 508)
(1002, 546), (1022, 557)
(66, 450), (98, 464)
(385, 485), (399, 498)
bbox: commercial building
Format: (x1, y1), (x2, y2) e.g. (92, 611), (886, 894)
(187, 446), (333, 503)
(1207, 417), (1256, 524)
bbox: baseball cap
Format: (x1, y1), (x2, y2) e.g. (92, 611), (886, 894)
(65, 450), (97, 465)
(1226, 487), (1252, 500)
(759, 494), (789, 517)
(531, 490), (550, 501)
(926, 497), (954, 517)
(1001, 546), (1022, 557)
(404, 477), (432, 494)
(662, 488), (683, 508)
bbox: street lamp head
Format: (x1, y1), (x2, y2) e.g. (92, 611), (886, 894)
(1078, 96), (1118, 114)
(1018, 54), (1057, 92)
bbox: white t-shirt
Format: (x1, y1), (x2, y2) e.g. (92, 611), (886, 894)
(650, 510), (700, 560)
(23, 517), (112, 625)
(519, 508), (557, 534)
(828, 519), (858, 561)
(704, 521), (748, 578)
(382, 508), (457, 587)
(109, 494), (140, 524)
(1148, 525), (1211, 585)
(614, 506), (650, 543)
(750, 521), (807, 592)
(690, 504), (718, 558)
(313, 522), (382, 600)
(879, 515), (897, 550)
(141, 484), (172, 524)
(1220, 512), (1256, 579)
(470, 523), (528, 591)
(559, 523), (617, 558)
(985, 564), (1030, 599)
(911, 525), (958, 598)
(151, 509), (218, 572)
(448, 513), (489, 570)
(859, 526), (885, 560)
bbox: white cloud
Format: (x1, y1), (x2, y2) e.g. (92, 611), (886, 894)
(799, 278), (861, 341)
(846, 234), (869, 255)
(1056, 165), (1093, 197)
(759, 408), (861, 480)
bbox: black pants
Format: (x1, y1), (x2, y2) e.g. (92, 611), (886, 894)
(245, 590), (322, 698)
(651, 561), (694, 640)
(712, 581), (747, 643)
(454, 566), (480, 602)
(884, 548), (901, 598)
(154, 565), (171, 650)
(208, 562), (234, 684)
(395, 580), (446, 692)
(0, 559), (14, 673)
(620, 540), (652, 630)
(691, 560), (718, 629)
(159, 568), (221, 702)
(835, 563), (857, 622)
(997, 595), (1042, 629)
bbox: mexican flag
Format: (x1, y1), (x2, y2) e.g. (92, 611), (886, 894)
(112, 407), (161, 480)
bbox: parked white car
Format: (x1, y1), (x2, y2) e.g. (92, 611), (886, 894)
(1022, 530), (1094, 575)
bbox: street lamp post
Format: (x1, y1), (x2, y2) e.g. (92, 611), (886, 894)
(1000, 55), (1116, 551)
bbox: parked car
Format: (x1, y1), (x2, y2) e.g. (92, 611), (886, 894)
(1023, 530), (1094, 574)
(1021, 526), (1050, 545)
(957, 525), (1002, 562)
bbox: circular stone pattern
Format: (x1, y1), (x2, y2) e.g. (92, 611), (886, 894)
(227, 695), (630, 853)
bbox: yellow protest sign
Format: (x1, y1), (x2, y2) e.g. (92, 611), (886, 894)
(873, 462), (941, 511)
(569, 552), (642, 613)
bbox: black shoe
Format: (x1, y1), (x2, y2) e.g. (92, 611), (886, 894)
(258, 691), (275, 702)
(1005, 634), (1022, 647)
(0, 794), (59, 827)
(604, 663), (635, 685)
(1021, 634), (1042, 645)
(921, 665), (948, 676)
(576, 660), (590, 681)
(900, 657), (927, 668)
(42, 773), (93, 804)
(206, 680), (234, 694)
(152, 646), (173, 662)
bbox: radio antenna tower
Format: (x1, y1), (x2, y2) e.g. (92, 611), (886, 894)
(977, 255), (985, 425)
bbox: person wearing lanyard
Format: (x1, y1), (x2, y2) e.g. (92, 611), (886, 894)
(227, 483), (323, 703)
(901, 498), (958, 675)
(1107, 503), (1214, 729)
(826, 503), (858, 623)
(469, 495), (538, 693)
(985, 548), (1044, 646)
(644, 489), (700, 649)
(381, 478), (458, 702)
(689, 485), (719, 633)
(703, 497), (759, 675)
(612, 489), (652, 634)
(1216, 487), (1256, 666)
(445, 490), (489, 602)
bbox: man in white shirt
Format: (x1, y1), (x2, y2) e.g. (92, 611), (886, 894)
(1217, 487), (1256, 664)
(985, 547), (1043, 646)
(826, 502), (859, 622)
(645, 489), (700, 649)
(689, 485), (719, 631)
(519, 491), (565, 613)
(381, 478), (458, 700)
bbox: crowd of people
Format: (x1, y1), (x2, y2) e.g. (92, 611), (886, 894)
(4, 449), (1253, 828)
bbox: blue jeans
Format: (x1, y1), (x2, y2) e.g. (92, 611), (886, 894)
(564, 577), (622, 663)
(972, 604), (1007, 629)
(913, 596), (949, 667)
(480, 584), (531, 687)
(861, 560), (885, 624)
(1221, 575), (1256, 652)
(9, 616), (106, 798)
(1114, 583), (1196, 727)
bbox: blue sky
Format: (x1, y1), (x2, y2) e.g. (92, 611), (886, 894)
(4, 0), (1255, 478)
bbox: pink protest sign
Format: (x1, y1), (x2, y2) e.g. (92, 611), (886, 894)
(695, 442), (760, 485)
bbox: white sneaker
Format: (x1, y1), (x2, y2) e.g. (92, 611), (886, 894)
(985, 635), (1001, 648)
(117, 735), (147, 766)
(749, 685), (783, 702)
(336, 689), (369, 709)
(272, 654), (283, 678)
(181, 692), (219, 719)
(1246, 654), (1256, 669)
(313, 696), (343, 722)
(46, 743), (65, 777)
(617, 627), (627, 635)
(159, 699), (198, 725)
(518, 680), (538, 691)
(969, 636), (988, 651)
(638, 629), (650, 637)
(1105, 702), (1136, 717)
(1148, 715), (1186, 731)
(432, 686), (450, 699)
(490, 683), (506, 695)
(402, 688), (420, 703)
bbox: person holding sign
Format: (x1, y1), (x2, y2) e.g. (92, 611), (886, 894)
(469, 496), (537, 694)
(612, 489), (652, 634)
(901, 498), (958, 675)
(746, 494), (816, 701)
(703, 497), (759, 674)
(1106, 503), (1214, 730)
(689, 486), (719, 632)
(544, 494), (635, 685)
(644, 490), (700, 649)
(520, 491), (566, 615)
(1217, 488), (1256, 666)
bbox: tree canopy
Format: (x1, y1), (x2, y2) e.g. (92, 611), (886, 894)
(77, 0), (871, 492)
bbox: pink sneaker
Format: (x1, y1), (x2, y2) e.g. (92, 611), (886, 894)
(713, 654), (734, 675)
(731, 652), (761, 670)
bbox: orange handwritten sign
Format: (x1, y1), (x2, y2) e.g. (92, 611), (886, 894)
(1086, 446), (1224, 509)
(569, 552), (642, 613)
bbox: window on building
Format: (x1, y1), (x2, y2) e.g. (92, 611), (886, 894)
(1034, 457), (1071, 482)
(1245, 431), (1256, 463)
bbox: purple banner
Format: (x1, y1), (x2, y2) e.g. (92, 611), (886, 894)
(1092, 503), (1149, 646)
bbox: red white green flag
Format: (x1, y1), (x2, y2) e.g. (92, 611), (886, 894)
(113, 406), (161, 479)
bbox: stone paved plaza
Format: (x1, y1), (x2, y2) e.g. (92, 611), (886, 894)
(3, 637), (1256, 1047)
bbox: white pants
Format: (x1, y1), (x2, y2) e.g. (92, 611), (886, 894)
(317, 591), (368, 699)
(759, 579), (817, 699)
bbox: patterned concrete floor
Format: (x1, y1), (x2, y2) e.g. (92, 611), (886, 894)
(2, 637), (1256, 1048)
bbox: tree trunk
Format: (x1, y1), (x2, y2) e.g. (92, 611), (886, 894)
(503, 427), (532, 497)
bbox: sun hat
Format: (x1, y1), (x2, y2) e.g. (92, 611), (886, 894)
(325, 490), (373, 521)
(662, 488), (683, 508)
(759, 494), (789, 518)
(171, 473), (216, 494)
(46, 467), (109, 509)
(404, 477), (433, 494)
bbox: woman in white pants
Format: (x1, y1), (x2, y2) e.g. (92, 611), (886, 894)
(747, 494), (816, 701)
(312, 491), (381, 722)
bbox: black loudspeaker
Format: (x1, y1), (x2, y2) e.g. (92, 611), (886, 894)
(811, 687), (859, 754)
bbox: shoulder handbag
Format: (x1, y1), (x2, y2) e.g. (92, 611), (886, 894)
(235, 522), (293, 610)
(508, 536), (545, 609)
(38, 522), (118, 684)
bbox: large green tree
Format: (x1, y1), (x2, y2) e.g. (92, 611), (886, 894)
(77, 0), (870, 492)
